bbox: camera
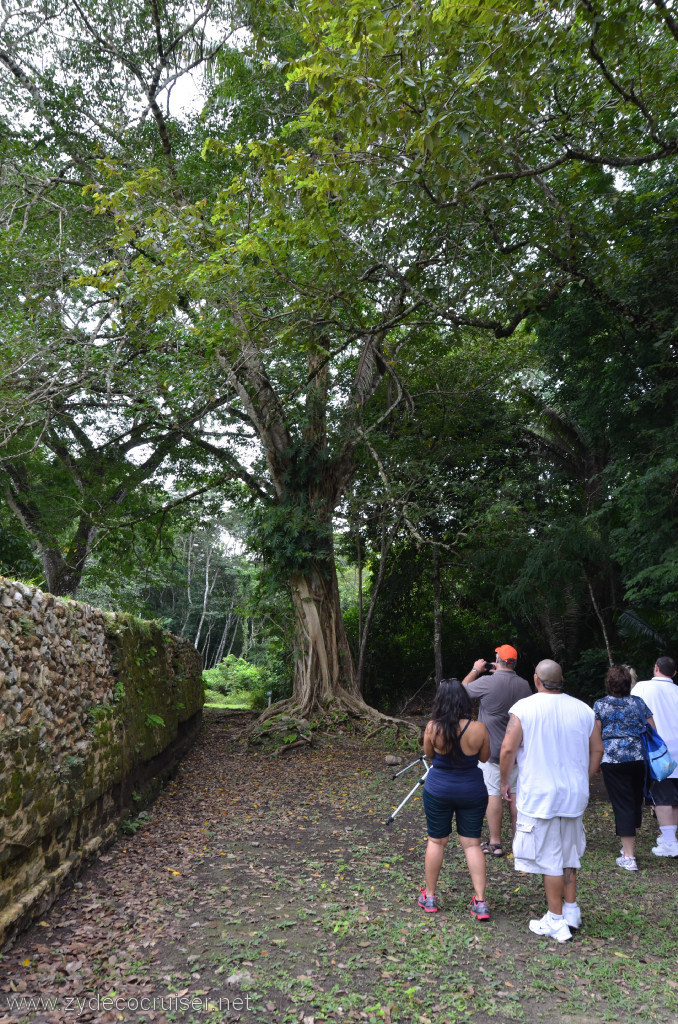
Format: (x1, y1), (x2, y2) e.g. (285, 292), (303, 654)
(483, 661), (495, 673)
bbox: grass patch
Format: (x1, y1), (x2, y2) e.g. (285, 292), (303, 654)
(204, 687), (256, 710)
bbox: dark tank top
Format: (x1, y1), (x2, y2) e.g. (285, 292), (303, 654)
(431, 720), (479, 771)
(425, 719), (487, 800)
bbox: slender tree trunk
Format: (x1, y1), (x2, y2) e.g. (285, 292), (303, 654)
(180, 533), (195, 637)
(432, 544), (443, 684)
(357, 514), (401, 692)
(241, 618), (251, 658)
(586, 575), (614, 666)
(213, 594), (236, 666)
(194, 542), (219, 651)
(201, 620), (214, 661)
(226, 618), (239, 658)
(356, 531), (363, 649)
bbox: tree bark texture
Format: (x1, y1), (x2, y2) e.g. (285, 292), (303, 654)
(290, 548), (361, 718)
(41, 544), (90, 598)
(4, 474), (95, 596)
(213, 294), (410, 720)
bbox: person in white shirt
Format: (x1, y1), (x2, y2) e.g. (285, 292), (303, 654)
(500, 659), (603, 943)
(631, 656), (678, 857)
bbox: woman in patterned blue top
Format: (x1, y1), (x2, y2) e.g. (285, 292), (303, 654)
(593, 665), (655, 871)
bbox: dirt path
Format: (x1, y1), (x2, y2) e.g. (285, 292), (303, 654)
(1, 711), (677, 1024)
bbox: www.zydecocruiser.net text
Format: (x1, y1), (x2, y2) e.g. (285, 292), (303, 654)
(2, 993), (252, 1016)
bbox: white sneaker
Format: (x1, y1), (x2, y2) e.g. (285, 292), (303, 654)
(529, 913), (572, 943)
(651, 838), (678, 857)
(616, 855), (638, 871)
(562, 903), (582, 929)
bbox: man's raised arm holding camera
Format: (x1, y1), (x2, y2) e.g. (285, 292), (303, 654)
(461, 644), (532, 856)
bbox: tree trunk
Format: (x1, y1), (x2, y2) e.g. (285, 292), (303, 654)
(432, 545), (443, 684)
(4, 478), (94, 598)
(241, 618), (251, 658)
(41, 548), (86, 598)
(180, 533), (195, 637)
(356, 532), (363, 651)
(254, 509), (415, 732)
(586, 575), (614, 666)
(289, 541), (362, 718)
(212, 594), (236, 667)
(357, 513), (401, 692)
(226, 618), (239, 658)
(40, 514), (96, 597)
(194, 541), (219, 651)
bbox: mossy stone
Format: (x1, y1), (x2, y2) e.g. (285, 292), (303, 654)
(35, 793), (55, 817)
(3, 789), (22, 815)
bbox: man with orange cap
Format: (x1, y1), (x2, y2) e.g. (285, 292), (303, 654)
(462, 644), (532, 856)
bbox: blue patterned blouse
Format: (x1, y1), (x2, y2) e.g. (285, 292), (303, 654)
(593, 694), (652, 763)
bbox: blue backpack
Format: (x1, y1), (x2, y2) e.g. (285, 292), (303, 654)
(641, 723), (678, 784)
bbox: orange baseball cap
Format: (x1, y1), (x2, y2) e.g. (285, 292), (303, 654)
(495, 644), (518, 661)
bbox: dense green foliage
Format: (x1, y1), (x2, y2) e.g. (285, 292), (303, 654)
(1, 0), (676, 708)
(203, 654), (271, 710)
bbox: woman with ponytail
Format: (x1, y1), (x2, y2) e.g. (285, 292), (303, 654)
(419, 678), (491, 918)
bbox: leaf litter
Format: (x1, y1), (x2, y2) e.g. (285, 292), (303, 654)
(1, 709), (677, 1024)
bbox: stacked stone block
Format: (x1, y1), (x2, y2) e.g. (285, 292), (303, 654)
(0, 576), (203, 949)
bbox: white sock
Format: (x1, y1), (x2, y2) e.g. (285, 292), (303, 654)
(547, 910), (564, 922)
(563, 900), (578, 910)
(660, 825), (677, 844)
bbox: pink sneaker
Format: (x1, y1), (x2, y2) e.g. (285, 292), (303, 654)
(418, 888), (438, 913)
(470, 897), (490, 922)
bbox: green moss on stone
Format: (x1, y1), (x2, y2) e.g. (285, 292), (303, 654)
(4, 772), (23, 815)
(35, 793), (55, 817)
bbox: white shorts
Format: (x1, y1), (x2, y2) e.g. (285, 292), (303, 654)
(480, 760), (518, 797)
(512, 813), (586, 876)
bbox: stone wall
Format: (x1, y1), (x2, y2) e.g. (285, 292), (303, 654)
(0, 576), (203, 949)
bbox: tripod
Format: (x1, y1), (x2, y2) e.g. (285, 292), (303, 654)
(385, 754), (430, 825)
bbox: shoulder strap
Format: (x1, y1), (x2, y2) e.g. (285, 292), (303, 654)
(459, 718), (472, 738)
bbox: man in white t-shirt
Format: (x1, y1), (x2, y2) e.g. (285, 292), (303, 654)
(631, 656), (678, 857)
(500, 659), (603, 943)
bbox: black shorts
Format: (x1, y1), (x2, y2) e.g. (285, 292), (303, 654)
(422, 788), (488, 839)
(649, 777), (678, 807)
